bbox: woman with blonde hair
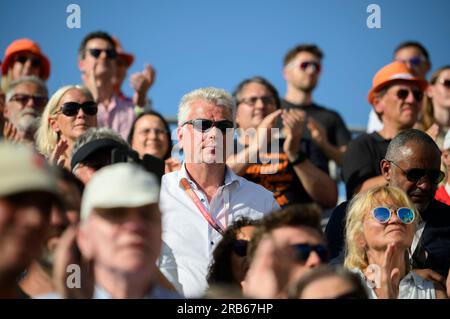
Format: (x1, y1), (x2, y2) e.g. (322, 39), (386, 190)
(344, 185), (447, 299)
(36, 85), (97, 169)
(415, 65), (450, 148)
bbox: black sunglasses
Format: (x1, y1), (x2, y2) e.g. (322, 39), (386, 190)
(15, 55), (41, 68)
(291, 243), (329, 263)
(58, 101), (98, 117)
(87, 48), (117, 59)
(232, 239), (249, 257)
(238, 96), (275, 107)
(438, 79), (450, 89)
(182, 119), (234, 132)
(10, 94), (48, 108)
(389, 160), (445, 184)
(396, 88), (424, 102)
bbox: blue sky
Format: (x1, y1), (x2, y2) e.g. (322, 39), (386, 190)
(1, 0), (449, 129)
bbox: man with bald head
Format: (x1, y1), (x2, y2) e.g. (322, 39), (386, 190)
(326, 129), (450, 281)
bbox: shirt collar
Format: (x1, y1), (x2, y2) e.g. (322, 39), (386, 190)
(177, 162), (240, 189)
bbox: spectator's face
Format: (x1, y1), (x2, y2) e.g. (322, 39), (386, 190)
(37, 203), (71, 272)
(383, 142), (441, 212)
(178, 100), (233, 164)
(284, 51), (321, 93)
(373, 82), (422, 130)
(131, 115), (170, 160)
(270, 226), (325, 287)
(361, 198), (416, 253)
(0, 192), (52, 274)
(230, 225), (256, 285)
(50, 88), (97, 143)
(78, 204), (161, 274)
(236, 82), (277, 130)
(4, 81), (47, 126)
(11, 52), (43, 80)
(79, 38), (116, 78)
(394, 46), (429, 79)
(428, 68), (450, 109)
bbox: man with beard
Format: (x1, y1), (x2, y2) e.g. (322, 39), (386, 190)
(0, 142), (60, 298)
(281, 44), (351, 167)
(19, 168), (83, 297)
(3, 76), (48, 143)
(326, 129), (450, 282)
(78, 31), (135, 139)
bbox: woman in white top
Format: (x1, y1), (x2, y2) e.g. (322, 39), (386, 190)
(344, 185), (447, 299)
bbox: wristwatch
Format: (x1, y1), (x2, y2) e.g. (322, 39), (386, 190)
(288, 151), (307, 166)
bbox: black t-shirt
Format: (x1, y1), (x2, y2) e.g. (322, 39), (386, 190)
(235, 138), (326, 208)
(281, 100), (351, 148)
(342, 132), (390, 199)
(325, 199), (450, 277)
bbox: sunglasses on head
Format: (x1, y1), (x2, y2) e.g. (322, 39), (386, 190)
(87, 48), (117, 59)
(232, 239), (249, 257)
(291, 243), (329, 263)
(372, 206), (415, 224)
(182, 119), (234, 132)
(438, 79), (450, 89)
(10, 94), (48, 109)
(238, 96), (275, 107)
(58, 101), (98, 117)
(15, 55), (41, 68)
(388, 160), (445, 184)
(395, 88), (424, 102)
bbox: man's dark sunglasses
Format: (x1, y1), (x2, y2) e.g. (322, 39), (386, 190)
(58, 101), (98, 117)
(10, 94), (48, 108)
(87, 48), (117, 59)
(388, 160), (445, 184)
(299, 61), (321, 73)
(182, 119), (234, 132)
(396, 56), (425, 67)
(396, 88), (423, 102)
(291, 243), (329, 263)
(232, 239), (249, 257)
(15, 55), (41, 68)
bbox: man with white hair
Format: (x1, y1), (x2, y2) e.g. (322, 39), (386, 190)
(158, 87), (279, 298)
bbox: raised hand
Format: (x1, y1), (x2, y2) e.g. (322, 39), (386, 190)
(131, 64), (156, 107)
(282, 109), (306, 160)
(378, 243), (401, 299)
(52, 226), (95, 299)
(307, 117), (327, 147)
(50, 139), (69, 167)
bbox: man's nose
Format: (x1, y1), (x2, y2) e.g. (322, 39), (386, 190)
(305, 251), (322, 268)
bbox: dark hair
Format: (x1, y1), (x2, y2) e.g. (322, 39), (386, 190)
(385, 128), (441, 162)
(127, 110), (173, 160)
(247, 204), (322, 264)
(78, 31), (116, 59)
(54, 166), (84, 195)
(233, 76), (281, 109)
(283, 44), (324, 67)
(394, 41), (430, 62)
(288, 265), (368, 299)
(207, 217), (260, 287)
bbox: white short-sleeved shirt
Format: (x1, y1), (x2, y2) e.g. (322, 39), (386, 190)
(158, 164), (280, 298)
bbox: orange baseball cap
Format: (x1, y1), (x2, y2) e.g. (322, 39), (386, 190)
(2, 38), (51, 80)
(367, 61), (428, 104)
(112, 36), (134, 67)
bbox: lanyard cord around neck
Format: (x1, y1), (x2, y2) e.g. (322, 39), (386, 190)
(180, 178), (224, 236)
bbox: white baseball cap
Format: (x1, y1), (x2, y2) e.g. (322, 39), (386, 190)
(0, 142), (58, 198)
(81, 163), (160, 221)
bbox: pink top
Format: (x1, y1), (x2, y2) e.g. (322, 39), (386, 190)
(96, 95), (136, 139)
